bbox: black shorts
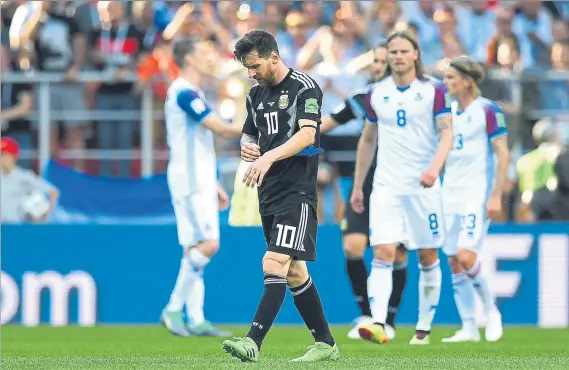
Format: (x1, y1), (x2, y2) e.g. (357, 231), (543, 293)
(341, 200), (370, 237)
(341, 176), (373, 238)
(262, 203), (317, 261)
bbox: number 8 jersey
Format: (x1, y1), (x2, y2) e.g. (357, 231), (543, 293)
(364, 76), (451, 193)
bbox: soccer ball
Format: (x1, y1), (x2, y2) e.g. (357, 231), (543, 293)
(22, 192), (50, 221)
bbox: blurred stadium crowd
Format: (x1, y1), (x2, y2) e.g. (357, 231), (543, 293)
(1, 0), (569, 223)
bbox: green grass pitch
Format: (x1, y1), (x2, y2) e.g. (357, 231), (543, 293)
(2, 325), (568, 369)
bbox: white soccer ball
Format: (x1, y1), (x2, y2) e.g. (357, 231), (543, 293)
(22, 192), (50, 220)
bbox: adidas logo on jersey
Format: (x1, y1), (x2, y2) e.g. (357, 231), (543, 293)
(257, 102), (264, 110)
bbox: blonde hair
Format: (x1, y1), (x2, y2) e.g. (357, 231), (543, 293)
(449, 56), (485, 97)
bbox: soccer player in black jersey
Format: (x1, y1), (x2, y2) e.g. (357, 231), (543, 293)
(222, 30), (339, 363)
(320, 43), (409, 341)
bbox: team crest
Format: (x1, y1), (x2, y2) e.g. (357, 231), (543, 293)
(383, 96), (389, 103)
(415, 93), (423, 101)
(279, 94), (289, 109)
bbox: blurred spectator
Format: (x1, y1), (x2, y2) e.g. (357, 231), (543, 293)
(365, 0), (402, 46)
(0, 137), (59, 223)
(74, 0), (101, 34)
(540, 40), (569, 111)
(137, 36), (179, 150)
(487, 7), (517, 67)
(8, 0), (39, 51)
(456, 0), (496, 62)
(301, 1), (327, 34)
(297, 9), (366, 71)
(431, 6), (465, 73)
(0, 44), (34, 169)
(263, 1), (284, 36)
(88, 0), (148, 177)
(549, 1), (569, 21)
(526, 147), (569, 221)
(131, 0), (158, 50)
(512, 0), (553, 68)
(399, 0), (442, 67)
(275, 11), (311, 68)
(216, 0), (238, 39)
(21, 0), (87, 171)
(551, 18), (569, 42)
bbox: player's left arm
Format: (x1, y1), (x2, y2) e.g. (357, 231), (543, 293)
(243, 87), (322, 187)
(177, 89), (242, 138)
(488, 106), (510, 200)
(429, 86), (454, 174)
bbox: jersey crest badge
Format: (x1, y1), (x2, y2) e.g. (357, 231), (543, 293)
(304, 98), (319, 114)
(415, 93), (422, 101)
(279, 94), (289, 109)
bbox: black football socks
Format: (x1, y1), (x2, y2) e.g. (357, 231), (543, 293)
(246, 274), (287, 349)
(387, 262), (408, 328)
(346, 257), (372, 317)
(291, 276), (335, 347)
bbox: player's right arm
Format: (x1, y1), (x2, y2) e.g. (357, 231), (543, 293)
(351, 89), (378, 213)
(176, 89), (242, 138)
(320, 92), (365, 134)
(240, 91), (260, 162)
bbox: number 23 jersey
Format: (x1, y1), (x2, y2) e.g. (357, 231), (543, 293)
(242, 69), (323, 216)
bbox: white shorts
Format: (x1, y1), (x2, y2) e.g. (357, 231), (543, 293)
(442, 197), (490, 256)
(172, 192), (219, 247)
(369, 186), (445, 250)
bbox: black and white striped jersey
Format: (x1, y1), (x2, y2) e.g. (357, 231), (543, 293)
(242, 69), (323, 216)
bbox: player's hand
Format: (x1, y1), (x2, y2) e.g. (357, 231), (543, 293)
(243, 154), (274, 187)
(241, 143), (261, 162)
(420, 167), (439, 188)
(486, 194), (502, 220)
(350, 187), (365, 214)
(218, 187), (230, 211)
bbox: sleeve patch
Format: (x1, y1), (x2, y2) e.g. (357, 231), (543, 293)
(305, 98), (319, 114)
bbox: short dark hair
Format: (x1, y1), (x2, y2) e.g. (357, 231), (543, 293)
(172, 37), (198, 67)
(233, 30), (279, 64)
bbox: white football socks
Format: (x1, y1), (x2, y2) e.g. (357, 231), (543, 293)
(166, 256), (192, 312)
(185, 247), (210, 326)
(467, 260), (498, 313)
(451, 272), (476, 330)
(367, 259), (393, 325)
(416, 259), (442, 332)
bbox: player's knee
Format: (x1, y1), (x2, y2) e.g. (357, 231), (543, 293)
(262, 256), (287, 277)
(343, 235), (367, 258)
(394, 245), (408, 265)
(372, 244), (396, 262)
(457, 249), (477, 270)
(196, 240), (219, 258)
(286, 262), (309, 288)
(448, 255), (463, 274)
(418, 249), (439, 267)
